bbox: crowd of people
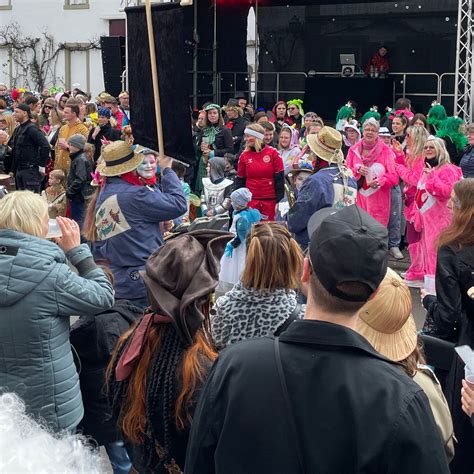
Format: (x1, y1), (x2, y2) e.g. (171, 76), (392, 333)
(0, 81), (474, 473)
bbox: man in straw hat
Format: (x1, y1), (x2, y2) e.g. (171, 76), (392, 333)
(186, 205), (449, 473)
(94, 141), (187, 308)
(287, 126), (357, 249)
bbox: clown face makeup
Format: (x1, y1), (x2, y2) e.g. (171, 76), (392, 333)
(137, 154), (157, 179)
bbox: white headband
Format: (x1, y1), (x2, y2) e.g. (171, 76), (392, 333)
(244, 128), (264, 141)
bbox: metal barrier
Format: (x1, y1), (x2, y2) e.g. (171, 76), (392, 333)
(121, 67), (456, 113)
(390, 72), (441, 104)
(439, 72), (456, 104)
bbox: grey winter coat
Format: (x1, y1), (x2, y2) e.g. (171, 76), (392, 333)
(0, 230), (114, 432)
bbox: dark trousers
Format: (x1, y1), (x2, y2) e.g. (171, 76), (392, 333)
(70, 200), (85, 229)
(15, 167), (42, 193)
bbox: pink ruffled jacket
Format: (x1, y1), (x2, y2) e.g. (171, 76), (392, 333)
(394, 152), (425, 223)
(346, 142), (399, 227)
(414, 164), (462, 275)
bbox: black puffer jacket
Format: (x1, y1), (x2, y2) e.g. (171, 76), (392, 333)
(70, 300), (142, 445)
(8, 120), (50, 171)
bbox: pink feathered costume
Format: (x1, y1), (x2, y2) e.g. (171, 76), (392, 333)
(346, 139), (399, 226)
(411, 163), (462, 277)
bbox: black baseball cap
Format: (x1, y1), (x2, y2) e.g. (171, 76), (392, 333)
(15, 104), (32, 118)
(307, 205), (388, 302)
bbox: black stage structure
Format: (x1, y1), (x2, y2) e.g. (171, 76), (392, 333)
(189, 0), (459, 118)
(121, 0), (460, 160)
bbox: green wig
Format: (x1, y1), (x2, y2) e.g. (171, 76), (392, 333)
(436, 116), (468, 152)
(287, 99), (304, 116)
(360, 106), (381, 125)
(336, 103), (355, 122)
(427, 102), (447, 130)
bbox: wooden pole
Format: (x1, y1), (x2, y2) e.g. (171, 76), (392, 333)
(145, 0), (165, 160)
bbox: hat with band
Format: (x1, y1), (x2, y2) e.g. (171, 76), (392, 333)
(100, 141), (143, 177)
(307, 126), (344, 163)
(356, 268), (417, 362)
(307, 205), (388, 302)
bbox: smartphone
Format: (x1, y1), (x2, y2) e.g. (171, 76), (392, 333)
(46, 219), (62, 239)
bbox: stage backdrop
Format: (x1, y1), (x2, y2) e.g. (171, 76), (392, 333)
(126, 3), (194, 163)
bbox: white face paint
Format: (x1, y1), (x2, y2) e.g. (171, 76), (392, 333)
(137, 154), (157, 179)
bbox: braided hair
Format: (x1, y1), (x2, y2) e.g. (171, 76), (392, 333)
(107, 324), (188, 472)
(143, 326), (184, 471)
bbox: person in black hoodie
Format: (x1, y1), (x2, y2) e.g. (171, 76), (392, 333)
(66, 134), (93, 228)
(87, 107), (122, 163)
(223, 99), (248, 154)
(70, 267), (142, 474)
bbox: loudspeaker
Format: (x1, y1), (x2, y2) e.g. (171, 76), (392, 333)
(126, 3), (194, 163)
(100, 36), (126, 98)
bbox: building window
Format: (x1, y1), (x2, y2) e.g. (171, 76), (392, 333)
(64, 0), (89, 9)
(0, 0), (12, 10)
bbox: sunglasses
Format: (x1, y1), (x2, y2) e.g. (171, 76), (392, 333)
(44, 105), (52, 110)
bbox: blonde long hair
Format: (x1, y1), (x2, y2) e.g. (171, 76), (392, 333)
(2, 114), (17, 137)
(425, 136), (452, 168)
(406, 125), (428, 163)
(241, 222), (303, 291)
(244, 123), (265, 153)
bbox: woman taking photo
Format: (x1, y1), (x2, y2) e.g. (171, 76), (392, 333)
(393, 125), (429, 280)
(0, 191), (114, 433)
(107, 230), (232, 473)
(421, 178), (474, 474)
(236, 123), (284, 220)
(212, 222), (304, 350)
(346, 118), (398, 227)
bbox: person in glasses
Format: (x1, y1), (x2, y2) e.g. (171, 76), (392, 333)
(397, 136), (462, 286)
(287, 99), (304, 130)
(38, 97), (57, 131)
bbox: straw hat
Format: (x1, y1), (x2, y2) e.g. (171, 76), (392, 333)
(356, 268), (417, 362)
(307, 126), (344, 163)
(100, 141), (144, 177)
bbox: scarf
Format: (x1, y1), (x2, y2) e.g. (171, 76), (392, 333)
(115, 312), (172, 381)
(357, 138), (385, 167)
(203, 125), (221, 147)
(120, 171), (157, 187)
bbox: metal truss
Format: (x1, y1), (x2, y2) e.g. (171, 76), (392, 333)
(454, 0), (473, 123)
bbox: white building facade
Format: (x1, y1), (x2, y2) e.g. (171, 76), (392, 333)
(0, 0), (125, 95)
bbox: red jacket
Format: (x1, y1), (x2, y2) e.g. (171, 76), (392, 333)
(365, 53), (389, 75)
(237, 145), (284, 200)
